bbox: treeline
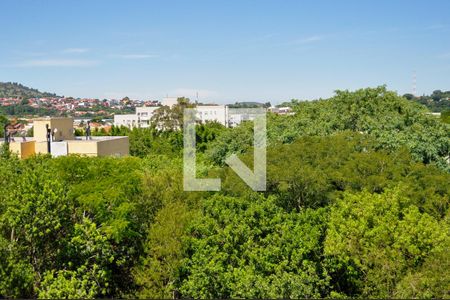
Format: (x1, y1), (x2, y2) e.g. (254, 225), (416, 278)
(0, 87), (449, 298)
(228, 101), (271, 108)
(404, 89), (450, 112)
(0, 105), (60, 118)
(0, 82), (59, 99)
(442, 110), (450, 124)
(0, 103), (132, 119)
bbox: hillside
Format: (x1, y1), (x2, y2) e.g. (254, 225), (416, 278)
(404, 90), (450, 112)
(0, 82), (59, 99)
(228, 101), (271, 108)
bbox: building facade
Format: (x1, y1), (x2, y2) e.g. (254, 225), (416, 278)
(195, 105), (228, 126)
(113, 114), (139, 128)
(1, 117), (129, 159)
(114, 101), (271, 129)
(136, 106), (159, 127)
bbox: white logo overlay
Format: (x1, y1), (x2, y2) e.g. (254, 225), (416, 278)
(183, 108), (266, 191)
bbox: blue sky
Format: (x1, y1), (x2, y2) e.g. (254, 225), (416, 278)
(1, 0), (450, 104)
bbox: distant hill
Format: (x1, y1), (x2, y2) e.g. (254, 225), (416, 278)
(403, 90), (450, 112)
(0, 82), (59, 99)
(228, 101), (271, 108)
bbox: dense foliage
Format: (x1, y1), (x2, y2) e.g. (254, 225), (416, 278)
(208, 86), (450, 170)
(0, 105), (59, 118)
(0, 87), (449, 298)
(228, 101), (271, 108)
(404, 89), (450, 112)
(441, 109), (450, 124)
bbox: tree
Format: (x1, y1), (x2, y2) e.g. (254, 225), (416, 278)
(324, 188), (448, 298)
(179, 194), (329, 298)
(0, 86), (448, 298)
(206, 120), (254, 165)
(394, 239), (450, 298)
(441, 109), (450, 124)
(151, 97), (195, 131)
(0, 160), (71, 298)
(404, 89), (450, 112)
(268, 86), (450, 170)
(38, 218), (114, 299)
(0, 115), (8, 138)
(134, 202), (197, 298)
(402, 93), (415, 100)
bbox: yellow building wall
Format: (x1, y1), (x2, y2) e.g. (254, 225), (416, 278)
(8, 141), (36, 159)
(20, 141), (36, 159)
(66, 137), (129, 157)
(3, 116), (129, 159)
(96, 137), (129, 157)
(35, 141), (50, 154)
(50, 118), (74, 141)
(33, 118), (74, 142)
(8, 142), (21, 155)
(67, 140), (98, 157)
(33, 120), (50, 142)
(1, 137), (129, 158)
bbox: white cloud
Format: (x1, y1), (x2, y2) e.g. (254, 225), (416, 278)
(63, 48), (90, 53)
(17, 59), (99, 67)
(112, 54), (159, 59)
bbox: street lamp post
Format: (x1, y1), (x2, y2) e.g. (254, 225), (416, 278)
(46, 124), (51, 153)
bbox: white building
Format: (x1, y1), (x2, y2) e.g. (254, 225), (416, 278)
(228, 108), (264, 127)
(161, 97), (179, 108)
(196, 105), (228, 126)
(114, 107), (161, 128)
(113, 114), (140, 128)
(114, 101), (267, 129)
(136, 106), (160, 127)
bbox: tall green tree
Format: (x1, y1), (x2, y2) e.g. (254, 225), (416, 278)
(179, 194), (329, 298)
(324, 188), (448, 298)
(151, 97), (195, 131)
